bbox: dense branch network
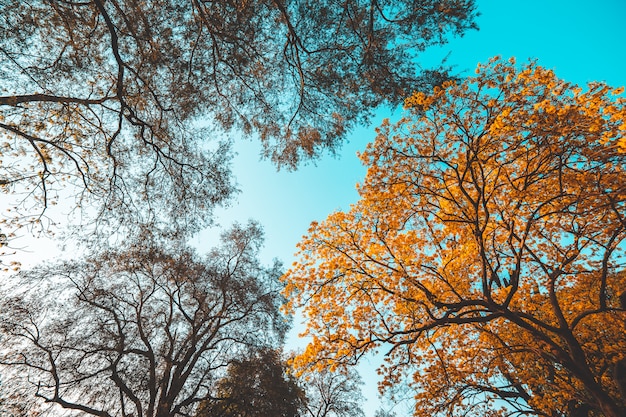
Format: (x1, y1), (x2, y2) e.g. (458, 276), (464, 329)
(284, 58), (626, 417)
(0, 221), (288, 417)
(0, 0), (477, 236)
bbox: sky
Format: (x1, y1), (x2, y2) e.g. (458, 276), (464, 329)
(192, 1), (626, 415)
(4, 1), (626, 416)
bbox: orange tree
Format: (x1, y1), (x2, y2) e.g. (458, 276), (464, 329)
(283, 58), (626, 417)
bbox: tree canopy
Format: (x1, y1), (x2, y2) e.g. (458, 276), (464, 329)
(0, 221), (288, 417)
(197, 348), (306, 417)
(195, 348), (366, 417)
(283, 58), (626, 417)
(0, 0), (477, 237)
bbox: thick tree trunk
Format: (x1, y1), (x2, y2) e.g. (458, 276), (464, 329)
(584, 380), (623, 417)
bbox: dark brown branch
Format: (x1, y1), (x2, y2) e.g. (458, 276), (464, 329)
(0, 94), (113, 106)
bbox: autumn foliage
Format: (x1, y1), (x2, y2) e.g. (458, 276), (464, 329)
(0, 0), (478, 240)
(283, 58), (626, 417)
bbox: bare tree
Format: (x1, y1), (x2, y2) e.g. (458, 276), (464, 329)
(0, 221), (288, 417)
(300, 368), (365, 417)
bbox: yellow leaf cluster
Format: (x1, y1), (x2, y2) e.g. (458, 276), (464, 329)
(283, 57), (626, 416)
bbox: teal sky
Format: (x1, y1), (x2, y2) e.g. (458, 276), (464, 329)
(193, 1), (626, 414)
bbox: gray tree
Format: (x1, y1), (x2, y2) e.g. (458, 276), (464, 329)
(300, 368), (365, 417)
(0, 221), (287, 417)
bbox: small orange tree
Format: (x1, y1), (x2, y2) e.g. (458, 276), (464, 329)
(283, 58), (626, 417)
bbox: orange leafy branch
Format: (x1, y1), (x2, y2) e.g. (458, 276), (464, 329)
(283, 57), (626, 417)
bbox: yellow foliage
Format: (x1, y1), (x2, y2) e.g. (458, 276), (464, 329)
(282, 57), (626, 417)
